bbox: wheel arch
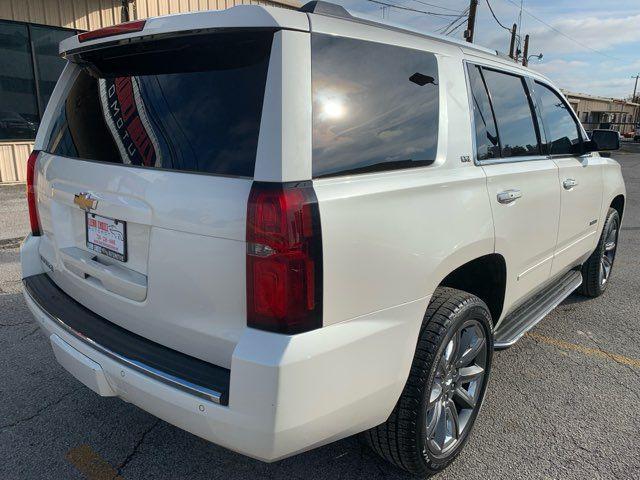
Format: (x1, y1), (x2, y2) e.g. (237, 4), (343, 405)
(437, 253), (507, 324)
(610, 194), (625, 220)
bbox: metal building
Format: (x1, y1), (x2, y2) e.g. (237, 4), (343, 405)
(563, 90), (640, 136)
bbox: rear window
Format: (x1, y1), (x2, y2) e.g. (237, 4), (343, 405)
(311, 34), (439, 178)
(45, 31), (273, 177)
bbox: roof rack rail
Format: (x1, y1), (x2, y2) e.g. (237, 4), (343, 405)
(299, 0), (500, 58)
(299, 1), (352, 18)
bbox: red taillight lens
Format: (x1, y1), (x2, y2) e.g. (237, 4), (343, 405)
(78, 20), (146, 43)
(26, 150), (41, 236)
(246, 182), (322, 334)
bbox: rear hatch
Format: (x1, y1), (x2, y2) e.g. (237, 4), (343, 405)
(33, 30), (274, 369)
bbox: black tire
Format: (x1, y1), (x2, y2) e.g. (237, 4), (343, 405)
(580, 208), (620, 298)
(363, 287), (493, 476)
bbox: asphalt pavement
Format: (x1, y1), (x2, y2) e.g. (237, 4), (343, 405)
(1, 144), (639, 479)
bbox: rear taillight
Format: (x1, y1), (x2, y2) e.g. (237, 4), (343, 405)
(246, 182), (323, 334)
(78, 20), (146, 43)
(26, 150), (41, 236)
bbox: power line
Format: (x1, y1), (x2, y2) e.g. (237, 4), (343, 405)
(437, 7), (469, 34)
(485, 0), (511, 32)
(366, 0), (466, 17)
(407, 0), (462, 13)
(499, 0), (624, 62)
(447, 15), (469, 36)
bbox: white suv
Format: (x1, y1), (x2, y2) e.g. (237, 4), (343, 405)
(21, 1), (625, 475)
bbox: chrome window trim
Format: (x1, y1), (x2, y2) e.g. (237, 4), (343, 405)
(24, 280), (224, 405)
(476, 154), (551, 166)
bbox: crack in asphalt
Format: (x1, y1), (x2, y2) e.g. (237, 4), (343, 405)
(566, 434), (605, 475)
(583, 331), (640, 403)
(0, 320), (33, 327)
(112, 419), (160, 479)
(19, 325), (40, 341)
(0, 237), (22, 250)
(0, 389), (80, 431)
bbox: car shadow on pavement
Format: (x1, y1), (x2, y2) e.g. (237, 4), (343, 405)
(558, 292), (590, 307)
(106, 416), (417, 480)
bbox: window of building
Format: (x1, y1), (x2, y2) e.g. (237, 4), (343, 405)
(31, 26), (75, 115)
(311, 34), (439, 178)
(0, 20), (76, 141)
(534, 82), (581, 155)
(481, 68), (541, 157)
(0, 22), (38, 141)
(467, 64), (500, 161)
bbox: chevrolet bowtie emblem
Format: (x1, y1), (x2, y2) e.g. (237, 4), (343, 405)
(74, 192), (98, 212)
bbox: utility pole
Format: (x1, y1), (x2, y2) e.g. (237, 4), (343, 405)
(522, 34), (530, 66)
(508, 23), (517, 59)
(632, 74), (640, 126)
(464, 0), (478, 43)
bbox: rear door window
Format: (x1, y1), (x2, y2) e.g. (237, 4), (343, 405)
(45, 31), (273, 177)
(467, 65), (500, 161)
(311, 34), (439, 178)
(533, 82), (582, 155)
(481, 68), (541, 158)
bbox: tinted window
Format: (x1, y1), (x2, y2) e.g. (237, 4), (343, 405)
(534, 82), (581, 155)
(482, 69), (540, 157)
(31, 26), (76, 114)
(467, 65), (499, 160)
(0, 22), (38, 140)
(46, 32), (273, 177)
(311, 35), (439, 178)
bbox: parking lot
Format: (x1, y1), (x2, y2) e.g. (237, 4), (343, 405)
(1, 144), (639, 480)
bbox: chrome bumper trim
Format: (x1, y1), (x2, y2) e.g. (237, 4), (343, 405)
(24, 280), (223, 404)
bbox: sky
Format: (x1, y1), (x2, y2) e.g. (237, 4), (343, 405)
(331, 0), (640, 100)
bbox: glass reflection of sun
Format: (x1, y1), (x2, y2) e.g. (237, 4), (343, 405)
(322, 99), (345, 119)
(316, 90), (347, 121)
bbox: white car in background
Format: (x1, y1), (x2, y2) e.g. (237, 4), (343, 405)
(21, 1), (625, 475)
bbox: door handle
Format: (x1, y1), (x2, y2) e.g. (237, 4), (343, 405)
(563, 178), (578, 190)
(497, 189), (522, 204)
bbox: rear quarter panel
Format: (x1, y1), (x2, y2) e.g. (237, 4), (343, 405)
(307, 23), (494, 326)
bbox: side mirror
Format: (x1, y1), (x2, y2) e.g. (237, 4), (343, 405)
(585, 129), (620, 153)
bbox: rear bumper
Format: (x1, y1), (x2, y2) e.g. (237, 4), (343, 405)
(24, 273), (230, 404)
(21, 235), (428, 461)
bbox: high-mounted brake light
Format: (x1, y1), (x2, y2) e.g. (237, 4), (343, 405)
(26, 150), (41, 236)
(246, 182), (323, 334)
(78, 20), (146, 43)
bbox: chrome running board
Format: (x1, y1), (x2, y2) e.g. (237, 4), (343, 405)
(494, 269), (583, 350)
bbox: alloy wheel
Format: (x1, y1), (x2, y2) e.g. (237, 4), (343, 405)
(425, 319), (488, 457)
(600, 220), (618, 286)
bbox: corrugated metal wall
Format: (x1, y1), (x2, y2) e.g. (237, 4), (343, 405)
(134, 0), (301, 19)
(0, 0), (298, 29)
(0, 0), (298, 182)
(0, 0), (124, 30)
(0, 142), (34, 183)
